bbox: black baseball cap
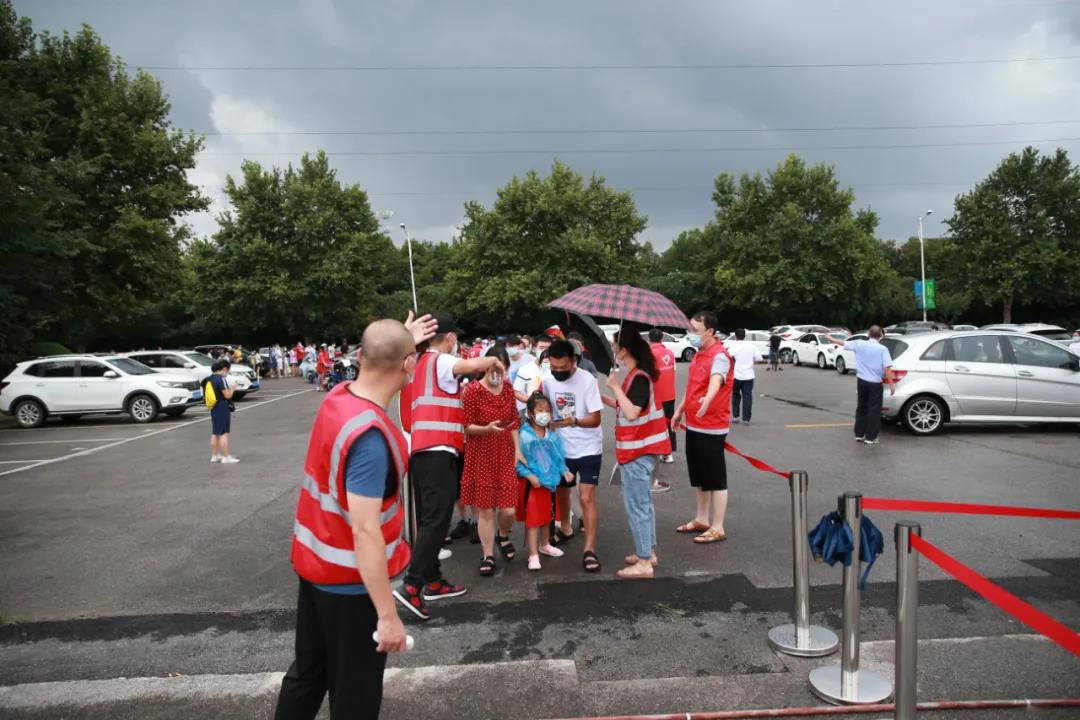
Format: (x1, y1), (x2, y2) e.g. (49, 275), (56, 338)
(434, 315), (464, 335)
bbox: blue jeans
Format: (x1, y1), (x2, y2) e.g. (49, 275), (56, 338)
(732, 378), (753, 422)
(620, 455), (658, 560)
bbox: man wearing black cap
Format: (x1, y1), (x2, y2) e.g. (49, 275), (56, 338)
(395, 315), (505, 620)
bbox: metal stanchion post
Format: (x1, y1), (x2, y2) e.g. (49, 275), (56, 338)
(895, 521), (921, 720)
(808, 492), (892, 705)
(768, 471), (839, 657)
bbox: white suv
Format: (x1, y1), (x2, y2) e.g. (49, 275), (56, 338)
(125, 350), (257, 399)
(0, 355), (203, 428)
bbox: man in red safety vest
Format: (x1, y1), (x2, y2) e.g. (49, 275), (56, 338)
(648, 328), (678, 470)
(394, 315), (505, 621)
(670, 311), (735, 546)
(275, 312), (436, 720)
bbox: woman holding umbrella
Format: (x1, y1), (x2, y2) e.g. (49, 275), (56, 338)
(603, 330), (671, 578)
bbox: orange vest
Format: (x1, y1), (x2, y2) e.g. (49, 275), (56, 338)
(685, 341), (734, 432)
(399, 351), (464, 452)
(291, 384), (411, 585)
(615, 368), (673, 464)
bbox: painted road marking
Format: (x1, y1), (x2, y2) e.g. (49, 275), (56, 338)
(0, 459), (48, 464)
(0, 439), (128, 446)
(0, 389), (313, 478)
(784, 422), (852, 429)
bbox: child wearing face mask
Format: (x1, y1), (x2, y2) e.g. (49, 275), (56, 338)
(515, 393), (573, 570)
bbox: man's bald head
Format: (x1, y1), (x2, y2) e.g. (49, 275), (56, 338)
(361, 319), (415, 369)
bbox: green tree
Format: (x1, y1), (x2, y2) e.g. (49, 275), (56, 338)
(946, 146), (1080, 323)
(0, 1), (205, 365)
(188, 152), (402, 342)
(646, 228), (724, 314)
(447, 160), (649, 330)
(706, 155), (898, 326)
(881, 236), (972, 322)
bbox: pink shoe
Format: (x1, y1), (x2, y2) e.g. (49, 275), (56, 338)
(528, 555), (541, 571)
(539, 543), (564, 558)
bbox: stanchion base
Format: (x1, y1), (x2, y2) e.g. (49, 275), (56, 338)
(808, 665), (892, 705)
(767, 624), (839, 657)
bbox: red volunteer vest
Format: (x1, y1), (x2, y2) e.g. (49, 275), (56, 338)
(399, 351), (464, 452)
(291, 384), (411, 585)
(684, 340), (735, 433)
(615, 368), (673, 464)
(650, 342), (677, 403)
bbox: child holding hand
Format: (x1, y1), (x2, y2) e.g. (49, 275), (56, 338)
(516, 393), (572, 570)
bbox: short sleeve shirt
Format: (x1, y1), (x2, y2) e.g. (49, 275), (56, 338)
(846, 339), (893, 383)
(542, 367), (604, 459)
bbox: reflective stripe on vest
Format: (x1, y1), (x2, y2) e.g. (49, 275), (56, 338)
(301, 473), (400, 525)
(294, 520), (401, 566)
(614, 368), (672, 463)
(407, 352), (465, 452)
(618, 405), (667, 427)
(616, 430), (672, 451)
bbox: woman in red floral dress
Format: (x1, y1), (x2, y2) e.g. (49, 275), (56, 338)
(462, 346), (521, 577)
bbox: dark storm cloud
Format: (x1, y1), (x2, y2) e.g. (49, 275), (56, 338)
(22, 0), (1080, 247)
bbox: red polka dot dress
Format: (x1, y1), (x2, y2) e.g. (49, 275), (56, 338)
(461, 380), (521, 509)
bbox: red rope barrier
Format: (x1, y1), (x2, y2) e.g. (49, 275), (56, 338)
(862, 497), (1080, 520)
(723, 442), (790, 479)
(910, 534), (1080, 658)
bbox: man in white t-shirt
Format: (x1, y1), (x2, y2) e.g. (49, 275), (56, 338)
(726, 328), (763, 425)
(513, 333), (553, 412)
(542, 339), (604, 573)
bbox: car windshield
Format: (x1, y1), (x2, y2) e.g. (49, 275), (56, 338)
(184, 352), (214, 366)
(105, 357), (155, 375)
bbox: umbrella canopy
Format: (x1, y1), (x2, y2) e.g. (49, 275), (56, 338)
(548, 284), (689, 330)
(561, 312), (616, 375)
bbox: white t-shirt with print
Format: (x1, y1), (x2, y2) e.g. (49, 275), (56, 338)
(542, 367), (603, 459)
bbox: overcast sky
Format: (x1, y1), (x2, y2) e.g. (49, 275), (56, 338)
(22, 0), (1080, 249)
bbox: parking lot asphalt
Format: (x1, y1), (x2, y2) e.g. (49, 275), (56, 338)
(0, 366), (1077, 718)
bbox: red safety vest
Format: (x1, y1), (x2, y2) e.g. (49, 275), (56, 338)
(291, 384), (411, 585)
(684, 341), (734, 433)
(399, 351), (464, 452)
(650, 342), (677, 403)
(615, 368), (673, 464)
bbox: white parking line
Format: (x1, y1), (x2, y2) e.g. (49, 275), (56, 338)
(0, 389), (313, 478)
(0, 459), (49, 464)
(0, 439), (126, 446)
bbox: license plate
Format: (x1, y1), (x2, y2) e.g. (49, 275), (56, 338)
(191, 390), (204, 400)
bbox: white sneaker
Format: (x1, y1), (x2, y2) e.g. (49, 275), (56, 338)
(210, 455), (222, 463)
(220, 456), (240, 464)
(438, 547), (453, 560)
(660, 454), (675, 464)
(528, 555), (541, 571)
(539, 543), (564, 558)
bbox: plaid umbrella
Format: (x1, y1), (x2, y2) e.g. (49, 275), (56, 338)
(548, 284), (690, 329)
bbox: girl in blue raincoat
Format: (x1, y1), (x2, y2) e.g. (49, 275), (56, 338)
(516, 393), (574, 571)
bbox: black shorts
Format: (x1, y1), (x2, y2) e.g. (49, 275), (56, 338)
(686, 430), (727, 491)
(210, 406), (231, 435)
(562, 454), (603, 487)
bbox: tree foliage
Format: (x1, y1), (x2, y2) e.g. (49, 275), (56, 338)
(946, 147), (1080, 323)
(446, 160), (649, 329)
(0, 0), (205, 366)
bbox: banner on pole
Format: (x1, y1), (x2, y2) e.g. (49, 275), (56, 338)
(914, 279), (937, 310)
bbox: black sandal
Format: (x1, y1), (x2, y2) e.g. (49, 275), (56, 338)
(479, 556), (496, 577)
(583, 550), (601, 573)
(551, 528), (575, 547)
(495, 534), (516, 561)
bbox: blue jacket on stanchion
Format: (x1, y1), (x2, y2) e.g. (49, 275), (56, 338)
(808, 511), (884, 590)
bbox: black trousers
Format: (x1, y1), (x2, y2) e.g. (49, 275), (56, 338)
(855, 379), (884, 441)
(274, 579), (387, 720)
(404, 450), (460, 588)
(662, 399), (677, 452)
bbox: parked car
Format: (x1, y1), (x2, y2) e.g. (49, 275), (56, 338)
(723, 330), (772, 359)
(641, 330), (698, 362)
(191, 345), (260, 399)
(123, 350), (214, 385)
(887, 320), (951, 334)
(772, 324), (831, 341)
(980, 324), (1073, 347)
(952, 324), (978, 332)
(780, 332), (846, 367)
(0, 355), (203, 428)
(880, 330), (1080, 435)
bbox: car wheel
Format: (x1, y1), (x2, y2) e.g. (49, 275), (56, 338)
(163, 408), (186, 418)
(14, 399), (46, 429)
(817, 353), (827, 369)
(835, 357), (847, 374)
(791, 351), (800, 366)
(233, 391), (247, 401)
(343, 366), (358, 380)
(780, 349), (792, 364)
(682, 348), (696, 362)
(902, 396), (945, 435)
(127, 394), (159, 424)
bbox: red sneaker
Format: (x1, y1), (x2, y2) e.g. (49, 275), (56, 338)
(421, 578), (467, 601)
(392, 583), (430, 620)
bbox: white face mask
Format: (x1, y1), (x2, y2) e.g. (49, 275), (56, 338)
(533, 412), (552, 427)
(486, 371), (502, 387)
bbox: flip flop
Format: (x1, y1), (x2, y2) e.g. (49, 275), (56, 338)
(693, 528), (727, 544)
(676, 520), (709, 534)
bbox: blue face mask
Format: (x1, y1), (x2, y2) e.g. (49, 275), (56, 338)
(686, 333), (703, 349)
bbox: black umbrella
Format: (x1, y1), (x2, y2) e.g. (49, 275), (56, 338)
(555, 311), (616, 375)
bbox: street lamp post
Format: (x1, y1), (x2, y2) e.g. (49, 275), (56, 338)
(918, 210), (933, 323)
(401, 222), (416, 313)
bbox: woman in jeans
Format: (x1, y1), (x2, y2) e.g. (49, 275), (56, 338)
(603, 331), (672, 579)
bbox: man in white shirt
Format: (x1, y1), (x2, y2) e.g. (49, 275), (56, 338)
(512, 333), (552, 412)
(543, 339), (604, 573)
(1070, 330), (1080, 357)
(727, 328), (763, 425)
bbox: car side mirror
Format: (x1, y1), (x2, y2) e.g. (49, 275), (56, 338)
(184, 362), (196, 369)
(104, 370), (119, 379)
(1069, 359), (1080, 372)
